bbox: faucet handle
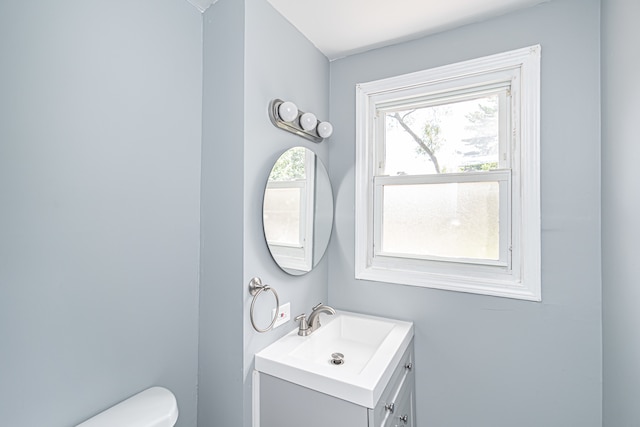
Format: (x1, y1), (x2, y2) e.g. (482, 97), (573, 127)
(295, 314), (310, 336)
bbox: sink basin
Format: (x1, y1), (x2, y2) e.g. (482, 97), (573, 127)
(254, 310), (413, 408)
(289, 314), (396, 375)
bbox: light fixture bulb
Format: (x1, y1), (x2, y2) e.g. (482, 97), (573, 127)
(317, 121), (333, 139)
(299, 112), (318, 131)
(278, 101), (298, 123)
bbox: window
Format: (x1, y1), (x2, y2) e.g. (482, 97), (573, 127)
(264, 147), (315, 272)
(355, 46), (541, 301)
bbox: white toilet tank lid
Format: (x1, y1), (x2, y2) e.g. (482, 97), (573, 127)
(76, 386), (179, 427)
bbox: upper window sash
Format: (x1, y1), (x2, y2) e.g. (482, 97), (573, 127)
(376, 87), (512, 176)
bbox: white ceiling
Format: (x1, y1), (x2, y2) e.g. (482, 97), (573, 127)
(266, 0), (548, 60)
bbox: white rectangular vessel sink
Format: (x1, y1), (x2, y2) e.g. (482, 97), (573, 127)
(254, 310), (413, 408)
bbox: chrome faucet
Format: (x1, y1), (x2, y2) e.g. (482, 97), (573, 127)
(295, 303), (336, 336)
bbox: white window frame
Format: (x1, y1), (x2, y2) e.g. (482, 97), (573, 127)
(355, 45), (541, 301)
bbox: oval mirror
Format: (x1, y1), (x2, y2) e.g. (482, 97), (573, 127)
(262, 147), (334, 275)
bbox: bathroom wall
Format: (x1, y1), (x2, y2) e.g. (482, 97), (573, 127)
(198, 1), (330, 426)
(243, 1), (330, 425)
(0, 1), (615, 426)
(242, 0), (330, 395)
(602, 0), (640, 426)
(199, 0), (245, 425)
(328, 0), (602, 426)
(0, 1), (202, 426)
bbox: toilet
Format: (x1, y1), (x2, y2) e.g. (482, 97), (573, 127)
(76, 386), (179, 427)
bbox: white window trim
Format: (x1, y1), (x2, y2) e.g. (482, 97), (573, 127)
(355, 45), (541, 301)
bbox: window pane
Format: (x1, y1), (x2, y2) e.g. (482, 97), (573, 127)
(268, 146), (307, 181)
(384, 95), (500, 175)
(263, 187), (301, 246)
(381, 182), (500, 260)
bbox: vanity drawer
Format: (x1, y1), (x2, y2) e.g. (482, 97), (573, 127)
(369, 340), (414, 427)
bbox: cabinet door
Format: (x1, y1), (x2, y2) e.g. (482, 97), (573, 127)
(370, 344), (414, 427)
(259, 373), (368, 427)
(384, 374), (415, 427)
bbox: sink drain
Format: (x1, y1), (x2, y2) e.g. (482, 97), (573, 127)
(330, 352), (345, 366)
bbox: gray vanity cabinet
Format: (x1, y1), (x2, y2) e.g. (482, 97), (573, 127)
(258, 341), (415, 427)
(369, 341), (415, 427)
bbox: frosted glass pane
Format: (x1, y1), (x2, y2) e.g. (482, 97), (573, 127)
(263, 187), (301, 246)
(382, 182), (500, 260)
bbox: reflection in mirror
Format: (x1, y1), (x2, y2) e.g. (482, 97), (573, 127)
(263, 147), (333, 275)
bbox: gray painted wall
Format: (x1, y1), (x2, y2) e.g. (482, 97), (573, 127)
(602, 1), (640, 426)
(0, 1), (202, 426)
(198, 1), (246, 426)
(242, 1), (330, 426)
(328, 0), (602, 426)
(198, 1), (330, 426)
(0, 0), (618, 426)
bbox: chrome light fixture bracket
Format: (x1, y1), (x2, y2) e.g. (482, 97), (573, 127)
(268, 99), (325, 143)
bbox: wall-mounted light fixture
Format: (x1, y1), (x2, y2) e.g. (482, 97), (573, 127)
(268, 99), (333, 143)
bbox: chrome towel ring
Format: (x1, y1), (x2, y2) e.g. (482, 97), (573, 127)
(249, 277), (280, 333)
